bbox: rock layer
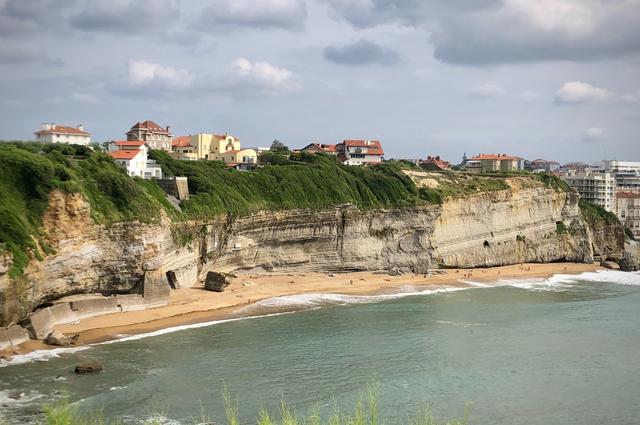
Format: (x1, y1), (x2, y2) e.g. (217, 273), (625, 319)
(0, 182), (626, 326)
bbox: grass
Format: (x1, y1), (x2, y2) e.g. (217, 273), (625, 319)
(41, 385), (471, 425)
(578, 199), (620, 226)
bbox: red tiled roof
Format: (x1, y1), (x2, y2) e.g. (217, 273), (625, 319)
(471, 154), (521, 161)
(107, 149), (141, 160)
(172, 136), (191, 148)
(129, 120), (170, 134)
(617, 191), (640, 199)
(301, 143), (337, 153)
(342, 140), (384, 155)
(421, 156), (450, 170)
(34, 125), (90, 136)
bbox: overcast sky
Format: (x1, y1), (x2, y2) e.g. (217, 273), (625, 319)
(1, 0), (639, 163)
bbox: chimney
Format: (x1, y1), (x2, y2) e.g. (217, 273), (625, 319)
(51, 123), (56, 130)
(166, 125), (171, 132)
(436, 156), (440, 160)
(41, 123), (50, 131)
(77, 124), (84, 132)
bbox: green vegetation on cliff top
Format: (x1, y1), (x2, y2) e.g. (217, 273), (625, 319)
(0, 142), (571, 277)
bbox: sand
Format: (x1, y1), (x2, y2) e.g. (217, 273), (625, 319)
(2, 263), (601, 359)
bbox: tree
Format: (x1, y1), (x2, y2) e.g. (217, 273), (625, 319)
(270, 139), (290, 153)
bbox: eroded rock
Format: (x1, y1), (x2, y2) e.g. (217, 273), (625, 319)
(204, 272), (229, 292)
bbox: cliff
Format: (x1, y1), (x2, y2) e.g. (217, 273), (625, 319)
(0, 175), (624, 326)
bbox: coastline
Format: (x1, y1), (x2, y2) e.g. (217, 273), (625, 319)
(2, 262), (601, 361)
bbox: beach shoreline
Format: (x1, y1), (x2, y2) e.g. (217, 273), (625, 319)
(1, 262), (602, 361)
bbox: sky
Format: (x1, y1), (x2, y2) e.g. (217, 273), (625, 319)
(0, 0), (639, 164)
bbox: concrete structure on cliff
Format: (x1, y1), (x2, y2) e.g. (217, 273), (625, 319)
(34, 123), (91, 145)
(562, 170), (616, 211)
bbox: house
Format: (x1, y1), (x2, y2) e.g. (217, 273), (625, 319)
(300, 143), (338, 155)
(186, 133), (257, 164)
(106, 140), (162, 179)
(529, 159), (560, 173)
(336, 140), (384, 165)
(34, 123), (91, 145)
(467, 154), (523, 173)
(171, 135), (198, 160)
(420, 156), (450, 171)
(126, 120), (172, 151)
(616, 191), (640, 239)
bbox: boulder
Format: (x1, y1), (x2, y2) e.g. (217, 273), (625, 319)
(204, 272), (229, 292)
(46, 331), (79, 347)
(600, 261), (619, 270)
(619, 241), (640, 272)
(74, 362), (103, 374)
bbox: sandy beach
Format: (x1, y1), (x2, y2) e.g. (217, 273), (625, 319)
(3, 262), (601, 359)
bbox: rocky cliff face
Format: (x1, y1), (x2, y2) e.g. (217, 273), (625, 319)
(0, 181), (625, 326)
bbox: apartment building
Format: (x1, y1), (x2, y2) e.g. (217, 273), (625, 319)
(562, 170), (616, 211)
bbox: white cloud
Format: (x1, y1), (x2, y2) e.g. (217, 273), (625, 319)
(125, 60), (195, 91)
(468, 84), (506, 98)
(503, 0), (596, 39)
(229, 58), (299, 94)
(555, 81), (612, 104)
(583, 127), (607, 142)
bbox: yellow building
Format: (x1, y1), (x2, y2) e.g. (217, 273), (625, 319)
(174, 133), (257, 164)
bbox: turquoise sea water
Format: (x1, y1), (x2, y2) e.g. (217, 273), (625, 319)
(1, 270), (639, 424)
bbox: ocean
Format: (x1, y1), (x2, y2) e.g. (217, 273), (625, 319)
(1, 270), (639, 424)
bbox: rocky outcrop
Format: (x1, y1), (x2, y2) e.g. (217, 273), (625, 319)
(204, 272), (229, 292)
(619, 241), (640, 271)
(0, 181), (626, 326)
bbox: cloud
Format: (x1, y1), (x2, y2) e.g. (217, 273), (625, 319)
(582, 127), (607, 142)
(554, 81), (612, 104)
(322, 0), (640, 65)
(0, 0), (70, 37)
(467, 84), (506, 98)
(69, 0), (179, 33)
(323, 39), (400, 66)
(0, 42), (63, 65)
(119, 60), (195, 93)
(227, 58), (300, 94)
(196, 0), (306, 31)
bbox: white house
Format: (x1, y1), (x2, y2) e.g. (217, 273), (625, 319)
(34, 123), (91, 145)
(107, 140), (162, 179)
(336, 140), (384, 165)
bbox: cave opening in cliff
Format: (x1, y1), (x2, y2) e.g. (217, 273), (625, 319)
(166, 271), (178, 289)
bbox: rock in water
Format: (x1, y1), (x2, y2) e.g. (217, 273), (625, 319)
(204, 272), (230, 292)
(74, 362), (102, 374)
(46, 331), (79, 347)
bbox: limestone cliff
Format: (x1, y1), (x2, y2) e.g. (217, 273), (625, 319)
(0, 178), (625, 326)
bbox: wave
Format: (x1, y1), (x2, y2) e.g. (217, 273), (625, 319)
(234, 286), (467, 316)
(0, 345), (91, 368)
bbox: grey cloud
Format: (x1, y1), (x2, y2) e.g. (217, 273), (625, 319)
(0, 43), (63, 66)
(324, 39), (400, 66)
(323, 0), (640, 65)
(0, 0), (71, 37)
(69, 0), (179, 34)
(196, 0), (306, 31)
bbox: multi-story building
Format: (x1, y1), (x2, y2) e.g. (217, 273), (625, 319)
(562, 170), (616, 211)
(466, 154), (524, 173)
(106, 140), (162, 179)
(529, 159), (560, 173)
(126, 120), (172, 151)
(616, 191), (640, 238)
(600, 160), (640, 191)
(171, 133), (257, 165)
(34, 123), (91, 145)
(336, 140), (384, 165)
